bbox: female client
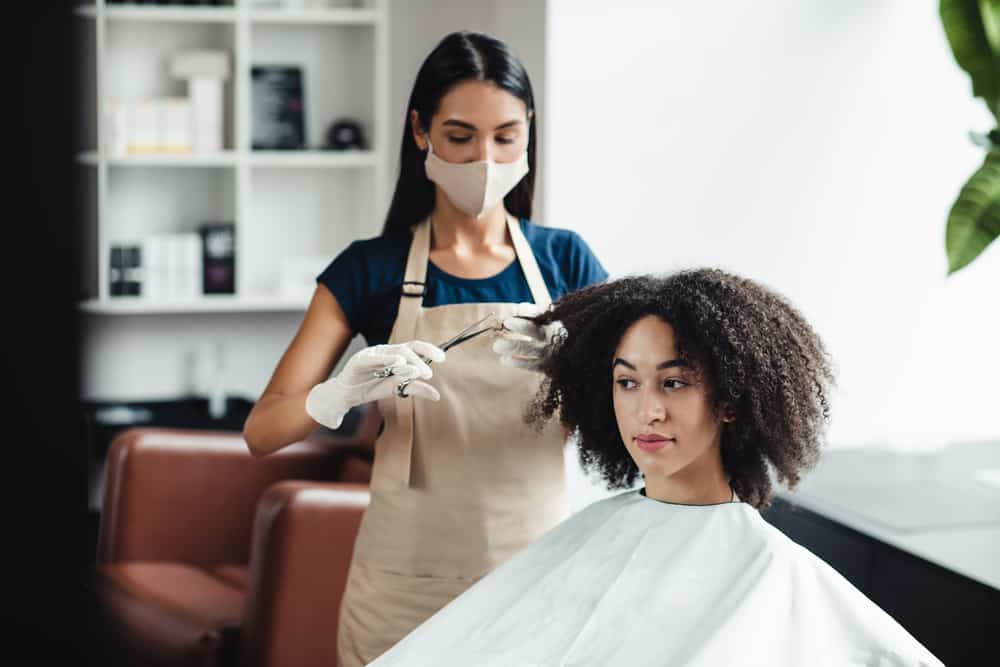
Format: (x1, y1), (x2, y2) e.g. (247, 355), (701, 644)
(371, 269), (943, 666)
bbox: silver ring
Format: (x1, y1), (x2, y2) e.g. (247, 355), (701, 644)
(372, 366), (396, 379)
(396, 380), (411, 398)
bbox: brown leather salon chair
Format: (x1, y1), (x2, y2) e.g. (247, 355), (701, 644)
(93, 408), (379, 667)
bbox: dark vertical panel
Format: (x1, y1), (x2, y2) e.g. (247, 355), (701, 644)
(0, 2), (108, 663)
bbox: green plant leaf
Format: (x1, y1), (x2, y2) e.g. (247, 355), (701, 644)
(978, 0), (1000, 52)
(940, 0), (1000, 115)
(946, 150), (1000, 274)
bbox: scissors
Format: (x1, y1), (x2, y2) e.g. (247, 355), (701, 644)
(438, 312), (502, 353)
(395, 312), (502, 398)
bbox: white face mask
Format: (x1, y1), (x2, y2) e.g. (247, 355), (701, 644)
(424, 139), (530, 218)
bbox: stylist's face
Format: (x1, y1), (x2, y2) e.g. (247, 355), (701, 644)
(411, 80), (529, 164)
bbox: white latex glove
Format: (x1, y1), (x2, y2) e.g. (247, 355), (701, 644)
(305, 341), (446, 429)
(491, 302), (566, 371)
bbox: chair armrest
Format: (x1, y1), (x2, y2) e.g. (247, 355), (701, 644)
(239, 482), (370, 667)
(98, 428), (366, 566)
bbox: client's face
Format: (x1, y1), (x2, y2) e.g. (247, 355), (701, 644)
(611, 315), (725, 489)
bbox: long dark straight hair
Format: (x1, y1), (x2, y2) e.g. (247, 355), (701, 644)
(381, 31), (537, 237)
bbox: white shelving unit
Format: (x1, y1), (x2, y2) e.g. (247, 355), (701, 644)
(75, 0), (389, 314)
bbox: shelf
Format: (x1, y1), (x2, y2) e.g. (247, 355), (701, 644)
(248, 8), (380, 25)
(77, 151), (375, 168)
(74, 5), (380, 25)
(249, 150), (376, 168)
(78, 151), (240, 167)
(108, 152), (239, 167)
(98, 5), (237, 24)
(80, 295), (310, 315)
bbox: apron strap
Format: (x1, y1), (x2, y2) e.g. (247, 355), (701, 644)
(381, 215), (550, 490)
(505, 215), (551, 308)
(396, 219), (432, 338)
(379, 219), (431, 490)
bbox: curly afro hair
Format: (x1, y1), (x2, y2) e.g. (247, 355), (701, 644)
(528, 269), (834, 509)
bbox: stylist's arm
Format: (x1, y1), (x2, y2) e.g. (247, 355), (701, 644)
(242, 285), (443, 456)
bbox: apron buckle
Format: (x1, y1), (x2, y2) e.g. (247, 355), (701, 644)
(401, 281), (425, 297)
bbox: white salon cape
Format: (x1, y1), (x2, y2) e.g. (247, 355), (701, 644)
(368, 489), (942, 667)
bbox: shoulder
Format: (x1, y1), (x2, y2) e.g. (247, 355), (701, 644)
(554, 489), (644, 534)
(343, 232), (411, 262)
(528, 490), (637, 543)
(756, 519), (943, 664)
(747, 513), (895, 605)
(519, 219), (608, 292)
(518, 219), (603, 269)
(587, 488), (642, 512)
(519, 219), (589, 256)
(319, 233), (410, 280)
(317, 232), (411, 295)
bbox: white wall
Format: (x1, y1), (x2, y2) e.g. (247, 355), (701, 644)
(546, 0), (1000, 456)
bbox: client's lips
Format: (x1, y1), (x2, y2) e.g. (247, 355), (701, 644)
(635, 434), (673, 452)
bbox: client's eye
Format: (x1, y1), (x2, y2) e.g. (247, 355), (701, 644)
(663, 379), (688, 391)
(615, 378), (637, 390)
(447, 135), (473, 144)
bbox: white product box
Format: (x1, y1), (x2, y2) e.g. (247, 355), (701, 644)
(141, 236), (169, 300)
(160, 98), (193, 154)
(174, 233), (203, 298)
(170, 50), (231, 153)
(190, 78), (224, 153)
(129, 99), (159, 154)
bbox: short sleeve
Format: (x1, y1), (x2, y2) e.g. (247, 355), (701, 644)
(316, 241), (369, 334)
(563, 231), (608, 291)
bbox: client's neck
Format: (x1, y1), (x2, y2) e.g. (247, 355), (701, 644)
(645, 453), (732, 505)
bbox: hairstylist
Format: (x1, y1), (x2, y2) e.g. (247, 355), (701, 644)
(242, 31), (607, 667)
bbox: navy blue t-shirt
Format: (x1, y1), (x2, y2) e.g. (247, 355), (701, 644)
(317, 219), (608, 345)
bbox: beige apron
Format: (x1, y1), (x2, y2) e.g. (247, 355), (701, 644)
(336, 216), (569, 667)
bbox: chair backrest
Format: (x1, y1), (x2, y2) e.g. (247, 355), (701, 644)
(98, 429), (348, 566)
(240, 482), (371, 667)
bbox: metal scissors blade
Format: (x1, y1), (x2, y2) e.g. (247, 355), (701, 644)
(437, 312), (499, 353)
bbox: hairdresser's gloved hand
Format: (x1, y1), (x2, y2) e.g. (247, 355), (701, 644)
(492, 302), (566, 371)
(305, 341), (446, 429)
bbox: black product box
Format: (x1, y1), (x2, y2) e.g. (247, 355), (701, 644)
(251, 65), (306, 150)
(110, 244), (142, 296)
(199, 222), (235, 294)
(123, 245), (142, 296)
(109, 245), (124, 296)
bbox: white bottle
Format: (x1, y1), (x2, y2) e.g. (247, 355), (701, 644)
(169, 50), (231, 154)
(208, 338), (227, 420)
